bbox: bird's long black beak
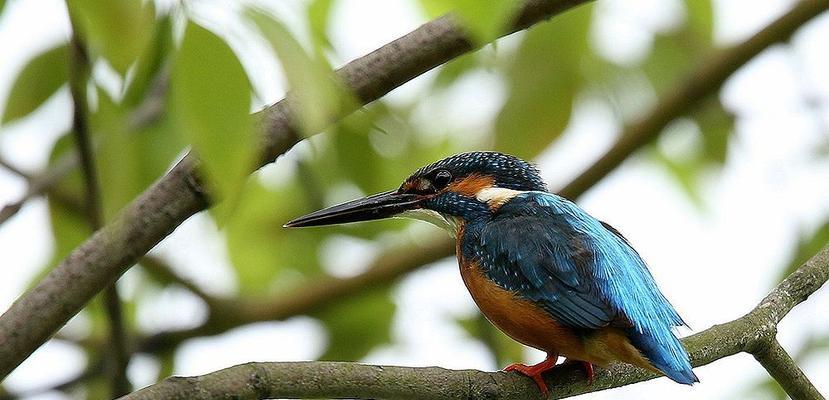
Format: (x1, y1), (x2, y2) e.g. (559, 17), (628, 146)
(284, 190), (422, 228)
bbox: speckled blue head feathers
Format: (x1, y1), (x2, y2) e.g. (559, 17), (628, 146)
(404, 151), (547, 193)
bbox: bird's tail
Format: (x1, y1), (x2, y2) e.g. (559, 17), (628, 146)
(625, 327), (698, 385)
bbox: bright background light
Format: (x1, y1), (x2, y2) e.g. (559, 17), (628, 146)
(1, 0), (828, 399)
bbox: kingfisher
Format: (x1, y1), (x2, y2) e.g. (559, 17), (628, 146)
(285, 151), (697, 395)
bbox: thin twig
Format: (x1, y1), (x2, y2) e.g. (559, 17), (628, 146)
(119, 246), (829, 399)
(0, 155), (29, 178)
(0, 153), (79, 226)
(127, 65), (170, 131)
(0, 358), (103, 400)
(67, 21), (131, 397)
(139, 255), (217, 306)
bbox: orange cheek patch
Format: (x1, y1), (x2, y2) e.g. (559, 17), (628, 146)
(448, 174), (494, 197)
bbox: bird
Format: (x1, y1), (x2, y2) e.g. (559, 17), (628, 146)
(284, 151), (697, 396)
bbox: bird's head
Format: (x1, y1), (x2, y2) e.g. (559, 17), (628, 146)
(284, 151), (547, 234)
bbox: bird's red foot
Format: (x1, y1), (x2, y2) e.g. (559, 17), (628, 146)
(580, 361), (594, 385)
(504, 355), (558, 396)
(563, 359), (595, 385)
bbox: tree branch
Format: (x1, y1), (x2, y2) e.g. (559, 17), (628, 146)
(0, 155), (29, 179)
(67, 21), (131, 396)
(138, 236), (455, 354)
(138, 255), (218, 307)
(751, 339), (824, 400)
(0, 0), (592, 378)
(120, 246), (829, 399)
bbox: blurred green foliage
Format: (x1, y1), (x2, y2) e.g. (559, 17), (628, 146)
(67, 0), (156, 75)
(494, 5), (591, 159)
(172, 21), (256, 216)
(1, 45), (68, 124)
(0, 0), (825, 397)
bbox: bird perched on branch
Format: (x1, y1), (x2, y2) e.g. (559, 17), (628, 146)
(285, 151), (697, 396)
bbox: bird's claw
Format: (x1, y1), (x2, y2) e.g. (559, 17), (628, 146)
(563, 359), (595, 385)
(503, 355), (558, 397)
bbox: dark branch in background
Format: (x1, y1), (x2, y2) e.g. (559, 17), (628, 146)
(138, 256), (218, 307)
(133, 0), (829, 354)
(563, 0), (829, 197)
(0, 358), (103, 400)
(139, 237), (455, 353)
(0, 0), (592, 378)
(0, 155), (28, 178)
(0, 153), (79, 226)
(127, 65), (170, 131)
(67, 21), (131, 397)
(121, 246), (829, 400)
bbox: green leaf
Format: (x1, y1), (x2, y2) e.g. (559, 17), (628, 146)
(641, 2), (713, 94)
(641, 34), (695, 93)
(494, 5), (592, 159)
(225, 179), (325, 294)
(432, 52), (478, 90)
(67, 0), (156, 75)
(419, 0), (519, 43)
(246, 8), (353, 135)
(684, 0), (714, 45)
(315, 287), (396, 361)
(651, 147), (706, 209)
(2, 45), (68, 124)
(694, 99), (734, 164)
(93, 87), (183, 220)
(308, 0), (335, 52)
(47, 134), (90, 261)
(122, 14), (173, 107)
(171, 21), (256, 215)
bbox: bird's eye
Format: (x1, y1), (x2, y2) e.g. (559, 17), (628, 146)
(433, 170), (452, 189)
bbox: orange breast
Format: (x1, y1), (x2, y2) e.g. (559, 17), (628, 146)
(457, 255), (588, 359)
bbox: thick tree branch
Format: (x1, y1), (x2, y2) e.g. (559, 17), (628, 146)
(120, 246), (829, 399)
(67, 23), (132, 396)
(0, 0), (591, 379)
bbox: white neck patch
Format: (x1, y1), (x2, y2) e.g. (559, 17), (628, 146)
(398, 209), (463, 237)
(475, 187), (522, 208)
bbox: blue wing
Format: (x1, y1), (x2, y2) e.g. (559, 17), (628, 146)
(471, 191), (695, 382)
(474, 204), (616, 329)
